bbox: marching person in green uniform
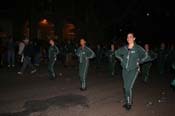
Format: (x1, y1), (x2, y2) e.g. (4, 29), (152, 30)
(115, 33), (150, 110)
(108, 43), (116, 77)
(170, 48), (175, 91)
(142, 43), (157, 83)
(64, 40), (75, 67)
(157, 43), (168, 76)
(76, 38), (95, 91)
(95, 44), (103, 68)
(48, 39), (59, 80)
(170, 62), (175, 91)
(166, 44), (174, 73)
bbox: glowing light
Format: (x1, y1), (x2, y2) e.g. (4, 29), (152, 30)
(146, 13), (150, 16)
(63, 23), (76, 40)
(41, 19), (48, 24)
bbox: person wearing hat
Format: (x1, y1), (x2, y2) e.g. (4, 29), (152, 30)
(48, 39), (59, 80)
(76, 38), (95, 91)
(115, 33), (150, 110)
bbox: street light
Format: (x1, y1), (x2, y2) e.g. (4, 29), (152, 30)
(146, 12), (150, 16)
(41, 19), (48, 24)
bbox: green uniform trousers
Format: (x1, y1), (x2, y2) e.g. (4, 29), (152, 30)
(109, 61), (116, 76)
(48, 59), (56, 79)
(171, 63), (175, 86)
(122, 68), (139, 104)
(171, 79), (175, 87)
(79, 62), (89, 89)
(142, 63), (152, 82)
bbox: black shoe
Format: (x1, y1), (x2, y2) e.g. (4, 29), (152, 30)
(170, 84), (175, 91)
(80, 87), (87, 91)
(123, 104), (132, 111)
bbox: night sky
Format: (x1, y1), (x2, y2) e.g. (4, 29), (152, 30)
(0, 0), (174, 43)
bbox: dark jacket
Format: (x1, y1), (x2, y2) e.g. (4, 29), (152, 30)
(23, 44), (34, 57)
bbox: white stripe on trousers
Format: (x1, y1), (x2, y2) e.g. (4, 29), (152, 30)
(82, 61), (88, 88)
(128, 68), (139, 104)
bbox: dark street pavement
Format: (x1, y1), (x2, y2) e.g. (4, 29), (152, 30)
(0, 63), (175, 116)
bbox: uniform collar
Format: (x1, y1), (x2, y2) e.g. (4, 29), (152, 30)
(125, 43), (137, 50)
(81, 46), (86, 49)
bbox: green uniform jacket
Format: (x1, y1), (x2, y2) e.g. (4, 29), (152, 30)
(143, 50), (157, 64)
(115, 44), (150, 71)
(172, 61), (175, 70)
(76, 46), (95, 63)
(157, 49), (168, 63)
(108, 50), (116, 63)
(48, 45), (59, 60)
